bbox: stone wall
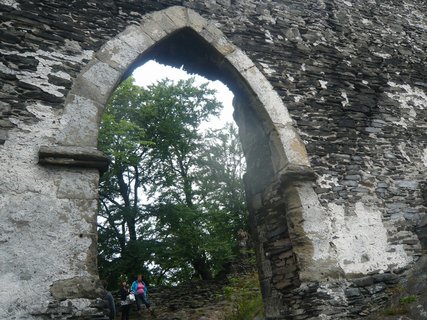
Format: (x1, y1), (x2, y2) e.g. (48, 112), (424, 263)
(147, 281), (232, 320)
(0, 0), (426, 319)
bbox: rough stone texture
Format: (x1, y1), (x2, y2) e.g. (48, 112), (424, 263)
(103, 262), (258, 320)
(38, 145), (110, 172)
(0, 1), (426, 319)
(147, 280), (234, 320)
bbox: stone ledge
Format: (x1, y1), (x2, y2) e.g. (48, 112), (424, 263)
(50, 276), (105, 304)
(38, 145), (109, 173)
(278, 164), (316, 187)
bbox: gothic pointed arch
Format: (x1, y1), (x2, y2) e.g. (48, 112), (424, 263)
(43, 6), (337, 317)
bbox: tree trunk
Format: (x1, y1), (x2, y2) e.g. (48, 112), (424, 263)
(192, 255), (212, 280)
(116, 167), (137, 242)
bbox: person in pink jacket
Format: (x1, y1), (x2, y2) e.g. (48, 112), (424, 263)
(130, 274), (151, 313)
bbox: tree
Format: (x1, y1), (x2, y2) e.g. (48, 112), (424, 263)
(97, 77), (152, 283)
(197, 124), (248, 275)
(97, 76), (248, 286)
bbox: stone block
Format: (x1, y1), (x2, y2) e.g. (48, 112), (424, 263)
(73, 60), (121, 106)
(140, 18), (168, 42)
(352, 276), (374, 287)
(242, 66), (293, 126)
(278, 164), (316, 187)
(275, 278), (293, 290)
(95, 37), (140, 72)
(365, 127), (382, 133)
(118, 24), (155, 54)
(50, 276), (103, 300)
(282, 185), (303, 211)
(56, 95), (101, 147)
(344, 175), (361, 181)
(350, 187), (369, 193)
(164, 6), (189, 30)
(186, 8), (208, 32)
(225, 49), (255, 73)
(199, 22), (236, 55)
(342, 180), (358, 187)
(38, 145), (109, 173)
(279, 125), (311, 165)
(150, 10), (180, 34)
(55, 172), (98, 200)
(372, 273), (398, 284)
(0, 129), (8, 144)
(396, 180), (418, 190)
(345, 287), (361, 298)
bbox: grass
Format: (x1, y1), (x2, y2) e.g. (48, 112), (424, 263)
(380, 294), (418, 317)
(399, 295), (417, 305)
(223, 273), (264, 320)
(382, 306), (409, 316)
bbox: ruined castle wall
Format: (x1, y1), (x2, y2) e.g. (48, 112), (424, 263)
(0, 0), (426, 319)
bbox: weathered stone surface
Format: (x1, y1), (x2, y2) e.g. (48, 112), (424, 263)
(278, 164), (316, 187)
(50, 276), (103, 300)
(39, 145), (109, 173)
(0, 0), (426, 319)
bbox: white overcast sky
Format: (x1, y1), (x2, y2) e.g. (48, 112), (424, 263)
(132, 60), (234, 130)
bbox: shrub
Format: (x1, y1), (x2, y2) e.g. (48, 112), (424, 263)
(399, 295), (417, 305)
(224, 273), (264, 320)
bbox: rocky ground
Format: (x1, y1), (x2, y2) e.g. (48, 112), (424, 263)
(368, 256), (427, 320)
(111, 281), (252, 320)
(111, 263), (263, 320)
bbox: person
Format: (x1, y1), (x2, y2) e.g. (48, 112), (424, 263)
(119, 281), (131, 320)
(100, 280), (116, 320)
(130, 274), (151, 313)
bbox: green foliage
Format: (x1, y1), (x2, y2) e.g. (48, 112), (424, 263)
(223, 273), (264, 320)
(399, 295), (417, 305)
(376, 290), (417, 318)
(97, 75), (249, 288)
(381, 307), (409, 316)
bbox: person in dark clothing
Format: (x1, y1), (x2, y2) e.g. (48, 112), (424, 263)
(119, 281), (131, 320)
(100, 280), (116, 320)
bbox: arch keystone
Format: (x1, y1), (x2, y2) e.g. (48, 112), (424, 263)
(186, 8), (209, 32)
(163, 6), (190, 29)
(140, 18), (168, 42)
(150, 10), (181, 34)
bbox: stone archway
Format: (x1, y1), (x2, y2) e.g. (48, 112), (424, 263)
(38, 6), (337, 318)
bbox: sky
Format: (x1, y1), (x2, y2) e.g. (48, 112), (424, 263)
(132, 60), (235, 130)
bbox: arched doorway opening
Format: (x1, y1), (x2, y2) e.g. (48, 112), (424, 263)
(96, 61), (260, 317)
(40, 6), (335, 318)
(97, 59), (249, 279)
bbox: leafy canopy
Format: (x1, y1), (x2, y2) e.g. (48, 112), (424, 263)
(97, 76), (248, 287)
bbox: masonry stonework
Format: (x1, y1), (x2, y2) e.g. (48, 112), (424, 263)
(0, 1), (426, 319)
